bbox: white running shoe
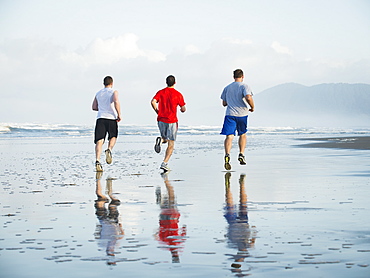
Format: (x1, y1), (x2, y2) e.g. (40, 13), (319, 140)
(105, 149), (112, 164)
(95, 161), (103, 172)
(160, 162), (170, 172)
(238, 153), (247, 165)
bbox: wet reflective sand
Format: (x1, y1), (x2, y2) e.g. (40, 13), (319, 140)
(0, 135), (369, 277)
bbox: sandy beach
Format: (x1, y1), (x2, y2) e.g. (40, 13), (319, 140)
(0, 132), (369, 277)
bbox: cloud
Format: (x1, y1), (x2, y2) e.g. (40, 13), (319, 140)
(184, 44), (202, 56)
(271, 41), (292, 55)
(222, 38), (253, 45)
(61, 33), (166, 66)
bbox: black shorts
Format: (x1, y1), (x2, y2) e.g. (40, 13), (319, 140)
(94, 118), (118, 144)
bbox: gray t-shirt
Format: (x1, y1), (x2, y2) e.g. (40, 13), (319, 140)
(221, 82), (253, 117)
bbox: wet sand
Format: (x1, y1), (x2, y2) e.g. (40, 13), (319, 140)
(297, 136), (370, 150)
(0, 135), (369, 277)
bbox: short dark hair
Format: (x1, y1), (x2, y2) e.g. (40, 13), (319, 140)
(233, 69), (244, 79)
(103, 76), (113, 86)
(166, 75), (176, 87)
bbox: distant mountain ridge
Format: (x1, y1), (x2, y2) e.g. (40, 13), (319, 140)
(253, 83), (370, 127)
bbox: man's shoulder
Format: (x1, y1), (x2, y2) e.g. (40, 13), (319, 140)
(173, 89), (184, 100)
(166, 87), (179, 92)
(163, 87), (182, 95)
(224, 81), (238, 89)
(157, 87), (169, 93)
(173, 88), (182, 95)
(226, 82), (250, 90)
(154, 88), (165, 96)
(97, 87), (115, 93)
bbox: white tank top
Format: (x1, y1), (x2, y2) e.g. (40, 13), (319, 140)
(95, 88), (117, 120)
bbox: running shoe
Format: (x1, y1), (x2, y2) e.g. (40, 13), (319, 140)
(105, 149), (112, 164)
(238, 153), (247, 165)
(154, 137), (161, 153)
(224, 155), (231, 170)
(160, 162), (170, 172)
(95, 161), (103, 172)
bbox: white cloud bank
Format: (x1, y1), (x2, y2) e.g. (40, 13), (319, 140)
(62, 33), (166, 66)
(271, 41), (292, 55)
(0, 33), (369, 125)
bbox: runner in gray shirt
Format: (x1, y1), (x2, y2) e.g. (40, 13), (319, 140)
(220, 69), (255, 170)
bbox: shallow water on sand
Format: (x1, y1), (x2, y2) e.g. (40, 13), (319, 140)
(0, 134), (369, 277)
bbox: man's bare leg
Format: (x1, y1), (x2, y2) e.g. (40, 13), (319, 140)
(238, 133), (246, 154)
(108, 137), (117, 151)
(238, 133), (247, 165)
(224, 135), (234, 155)
(95, 139), (104, 161)
(224, 135), (234, 170)
(163, 140), (175, 163)
(95, 139), (104, 171)
(105, 137), (117, 164)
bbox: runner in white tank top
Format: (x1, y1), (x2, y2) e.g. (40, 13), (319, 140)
(92, 76), (121, 172)
(95, 87), (118, 120)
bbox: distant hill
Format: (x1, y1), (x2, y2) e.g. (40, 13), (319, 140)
(252, 83), (370, 127)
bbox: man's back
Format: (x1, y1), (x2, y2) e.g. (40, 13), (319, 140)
(221, 82), (252, 117)
(154, 87), (185, 123)
(96, 88), (116, 120)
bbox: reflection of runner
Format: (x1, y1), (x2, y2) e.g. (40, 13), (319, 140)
(155, 173), (187, 263)
(94, 173), (124, 265)
(224, 173), (256, 271)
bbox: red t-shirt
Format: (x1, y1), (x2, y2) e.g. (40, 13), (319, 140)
(153, 87), (186, 123)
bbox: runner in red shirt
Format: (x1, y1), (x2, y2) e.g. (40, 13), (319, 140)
(151, 75), (186, 172)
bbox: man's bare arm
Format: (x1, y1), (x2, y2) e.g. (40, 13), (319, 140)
(92, 97), (98, 111)
(151, 98), (159, 114)
(112, 90), (121, 122)
(245, 95), (255, 112)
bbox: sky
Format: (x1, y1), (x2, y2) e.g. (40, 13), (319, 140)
(0, 0), (369, 126)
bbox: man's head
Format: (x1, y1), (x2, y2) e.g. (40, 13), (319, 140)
(103, 76), (113, 86)
(233, 69), (244, 79)
(166, 75), (176, 87)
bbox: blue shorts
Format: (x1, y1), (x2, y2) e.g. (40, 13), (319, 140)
(158, 121), (178, 141)
(220, 115), (248, 136)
